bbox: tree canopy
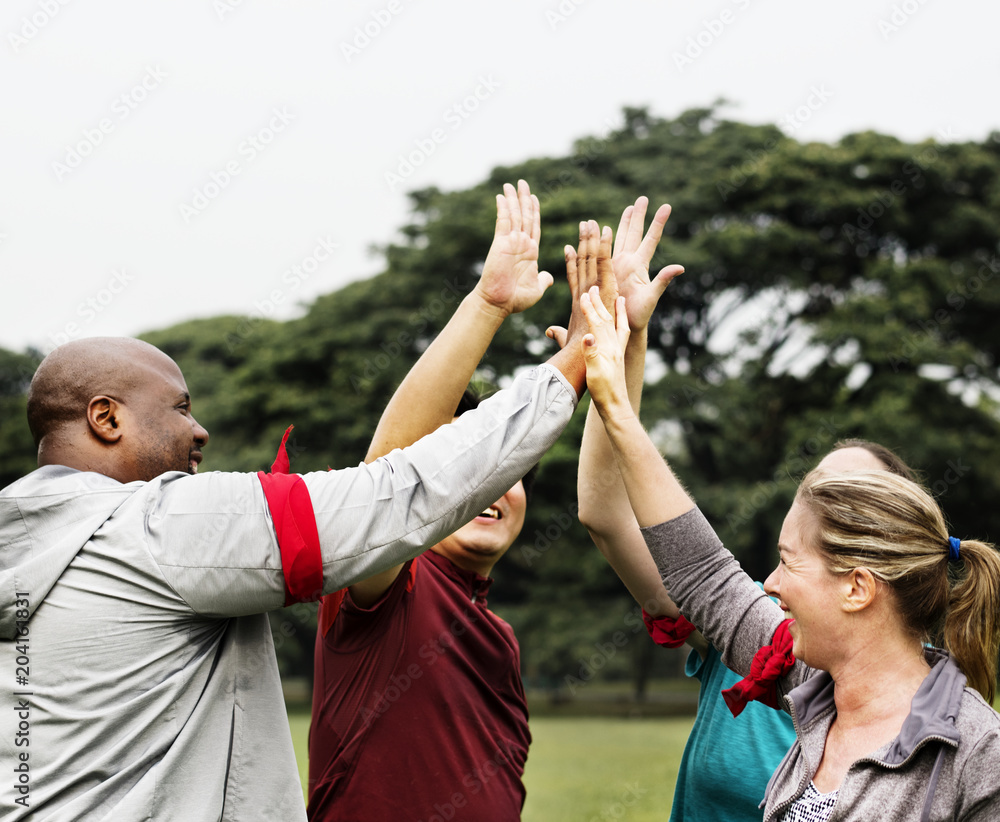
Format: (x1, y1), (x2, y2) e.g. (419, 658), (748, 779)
(4, 105), (999, 694)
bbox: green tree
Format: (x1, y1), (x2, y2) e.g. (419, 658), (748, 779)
(4, 106), (999, 695)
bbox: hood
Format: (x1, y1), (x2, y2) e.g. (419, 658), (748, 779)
(0, 466), (137, 639)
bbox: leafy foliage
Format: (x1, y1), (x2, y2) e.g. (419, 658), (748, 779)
(4, 106), (999, 692)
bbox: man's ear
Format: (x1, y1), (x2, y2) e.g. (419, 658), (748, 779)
(842, 566), (879, 613)
(87, 396), (123, 443)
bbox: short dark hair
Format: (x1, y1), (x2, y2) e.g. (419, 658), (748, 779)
(456, 388), (538, 502)
(830, 438), (918, 483)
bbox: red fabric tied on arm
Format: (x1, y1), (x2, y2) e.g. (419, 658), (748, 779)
(721, 618), (796, 717)
(642, 609), (698, 648)
(256, 425), (325, 606)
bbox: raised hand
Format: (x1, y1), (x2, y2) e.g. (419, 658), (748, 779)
(546, 219), (617, 349)
(580, 285), (631, 419)
(474, 180), (554, 318)
(612, 197), (684, 331)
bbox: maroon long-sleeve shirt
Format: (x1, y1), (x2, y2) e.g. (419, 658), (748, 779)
(307, 550), (531, 821)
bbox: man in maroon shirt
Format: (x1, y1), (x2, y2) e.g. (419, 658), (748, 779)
(308, 387), (536, 822)
(307, 185), (674, 820)
(307, 180), (556, 821)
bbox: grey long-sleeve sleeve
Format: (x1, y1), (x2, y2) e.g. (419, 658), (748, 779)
(146, 363), (577, 616)
(641, 507), (811, 693)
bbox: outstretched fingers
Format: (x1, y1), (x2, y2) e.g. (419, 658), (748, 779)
(596, 225), (617, 313)
(564, 242), (579, 299)
(578, 220), (598, 292)
(613, 205), (633, 258)
(636, 203), (672, 262)
(624, 196), (649, 255)
(503, 183), (521, 233)
(581, 286), (628, 349)
(494, 193), (511, 237)
(517, 179), (534, 236)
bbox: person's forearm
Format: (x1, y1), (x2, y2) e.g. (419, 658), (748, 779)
(310, 364), (577, 587)
(545, 345), (586, 398)
(599, 406), (695, 527)
(579, 328), (680, 617)
(366, 292), (506, 462)
(641, 510), (795, 682)
(579, 328), (647, 532)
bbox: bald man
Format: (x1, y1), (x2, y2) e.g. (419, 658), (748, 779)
(0, 184), (610, 821)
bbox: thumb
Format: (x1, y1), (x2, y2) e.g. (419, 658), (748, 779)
(650, 265), (684, 299)
(545, 325), (569, 349)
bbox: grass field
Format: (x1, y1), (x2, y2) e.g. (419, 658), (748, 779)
(288, 710), (693, 820)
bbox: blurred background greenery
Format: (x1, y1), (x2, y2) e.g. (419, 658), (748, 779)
(5, 104), (999, 704)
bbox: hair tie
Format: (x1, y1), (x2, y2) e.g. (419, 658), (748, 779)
(948, 536), (961, 561)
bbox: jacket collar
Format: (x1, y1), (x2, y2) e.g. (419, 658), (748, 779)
(787, 647), (964, 765)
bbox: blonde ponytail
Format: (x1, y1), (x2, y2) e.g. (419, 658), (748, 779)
(942, 538), (1000, 703)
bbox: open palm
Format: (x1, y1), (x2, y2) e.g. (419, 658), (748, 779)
(612, 197), (684, 331)
(476, 180), (553, 316)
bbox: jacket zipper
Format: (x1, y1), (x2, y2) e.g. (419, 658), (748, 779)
(764, 695), (814, 822)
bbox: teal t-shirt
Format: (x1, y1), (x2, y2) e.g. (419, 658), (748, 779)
(669, 644), (797, 822)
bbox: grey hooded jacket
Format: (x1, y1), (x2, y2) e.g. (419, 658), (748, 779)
(0, 365), (577, 821)
(642, 507), (1000, 822)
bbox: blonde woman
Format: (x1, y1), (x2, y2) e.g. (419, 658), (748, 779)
(578, 286), (1000, 821)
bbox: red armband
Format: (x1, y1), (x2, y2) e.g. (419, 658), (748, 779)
(721, 618), (796, 717)
(642, 609), (698, 648)
(257, 425), (324, 606)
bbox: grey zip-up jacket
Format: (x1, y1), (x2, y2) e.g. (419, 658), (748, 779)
(0, 365), (577, 822)
(643, 507), (1000, 822)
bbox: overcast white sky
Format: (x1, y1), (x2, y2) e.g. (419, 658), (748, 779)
(2, 0), (998, 354)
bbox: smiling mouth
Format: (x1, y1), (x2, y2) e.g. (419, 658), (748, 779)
(478, 505), (502, 520)
(189, 452), (203, 474)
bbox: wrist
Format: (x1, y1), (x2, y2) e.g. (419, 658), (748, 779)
(546, 346), (586, 399)
(465, 289), (510, 325)
(624, 327), (648, 360)
(598, 399), (639, 433)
